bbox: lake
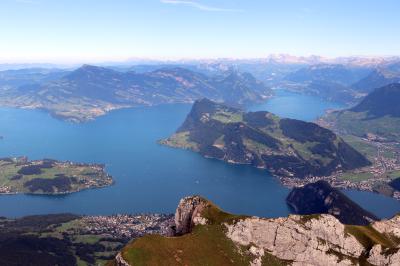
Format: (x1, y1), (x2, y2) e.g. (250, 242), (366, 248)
(249, 89), (345, 121)
(0, 90), (398, 218)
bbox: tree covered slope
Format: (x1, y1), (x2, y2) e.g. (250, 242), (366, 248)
(161, 99), (370, 178)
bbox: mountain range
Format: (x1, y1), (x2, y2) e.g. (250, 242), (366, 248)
(353, 62), (400, 93)
(281, 64), (371, 104)
(0, 65), (272, 122)
(2, 56), (400, 122)
(321, 83), (400, 142)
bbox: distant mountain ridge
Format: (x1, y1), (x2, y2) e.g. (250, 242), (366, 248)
(285, 64), (369, 86)
(351, 83), (400, 117)
(45, 64), (271, 106)
(321, 83), (400, 141)
(0, 65), (272, 122)
(352, 62), (400, 93)
(281, 64), (372, 104)
(162, 98), (370, 178)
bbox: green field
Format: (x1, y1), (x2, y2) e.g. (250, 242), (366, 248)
(326, 111), (400, 142)
(339, 172), (374, 182)
(117, 201), (288, 266)
(212, 111), (243, 124)
(341, 135), (378, 161)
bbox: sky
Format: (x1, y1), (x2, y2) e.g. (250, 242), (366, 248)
(1, 0), (400, 63)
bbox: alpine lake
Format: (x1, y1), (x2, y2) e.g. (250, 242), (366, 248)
(0, 90), (398, 218)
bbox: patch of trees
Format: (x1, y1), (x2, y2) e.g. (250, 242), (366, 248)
(74, 242), (105, 264)
(0, 234), (77, 266)
(23, 176), (72, 193)
(40, 159), (56, 169)
(243, 111), (274, 128)
(6, 214), (79, 232)
(0, 158), (14, 163)
(389, 177), (400, 191)
(9, 174), (23, 181)
(280, 118), (336, 143)
(17, 165), (42, 175)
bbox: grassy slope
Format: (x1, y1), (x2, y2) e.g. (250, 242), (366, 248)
(326, 111), (400, 142)
(113, 198), (400, 266)
(117, 201), (290, 266)
(163, 107), (353, 171)
(341, 135), (378, 161)
(115, 200), (400, 266)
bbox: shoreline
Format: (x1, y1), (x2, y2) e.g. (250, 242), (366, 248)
(161, 141), (400, 201)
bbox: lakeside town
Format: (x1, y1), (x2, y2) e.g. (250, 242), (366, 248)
(280, 135), (400, 200)
(79, 214), (175, 240)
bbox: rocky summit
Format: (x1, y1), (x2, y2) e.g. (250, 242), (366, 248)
(112, 196), (400, 266)
(161, 98), (370, 179)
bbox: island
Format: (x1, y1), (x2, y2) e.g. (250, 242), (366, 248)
(0, 157), (113, 195)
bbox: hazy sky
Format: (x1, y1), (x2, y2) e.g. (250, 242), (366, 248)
(1, 0), (399, 63)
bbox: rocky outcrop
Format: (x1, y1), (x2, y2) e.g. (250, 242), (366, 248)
(226, 215), (363, 265)
(115, 252), (130, 266)
(286, 180), (378, 225)
(114, 196), (400, 266)
(372, 214), (400, 238)
(367, 244), (400, 266)
(179, 197), (400, 266)
(174, 195), (209, 235)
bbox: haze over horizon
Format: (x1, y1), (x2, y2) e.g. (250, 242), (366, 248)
(1, 0), (400, 64)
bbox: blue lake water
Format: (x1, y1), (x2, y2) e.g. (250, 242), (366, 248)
(249, 89), (345, 121)
(0, 91), (398, 218)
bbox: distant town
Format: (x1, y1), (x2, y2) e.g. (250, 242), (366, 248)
(280, 134), (400, 200)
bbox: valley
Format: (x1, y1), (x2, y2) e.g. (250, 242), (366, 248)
(317, 84), (400, 199)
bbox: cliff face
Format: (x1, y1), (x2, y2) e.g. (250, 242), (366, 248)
(225, 215), (364, 266)
(114, 196), (400, 266)
(161, 99), (370, 179)
(174, 196), (209, 235)
(286, 180), (378, 225)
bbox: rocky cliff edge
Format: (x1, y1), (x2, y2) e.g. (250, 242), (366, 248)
(113, 196), (400, 266)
